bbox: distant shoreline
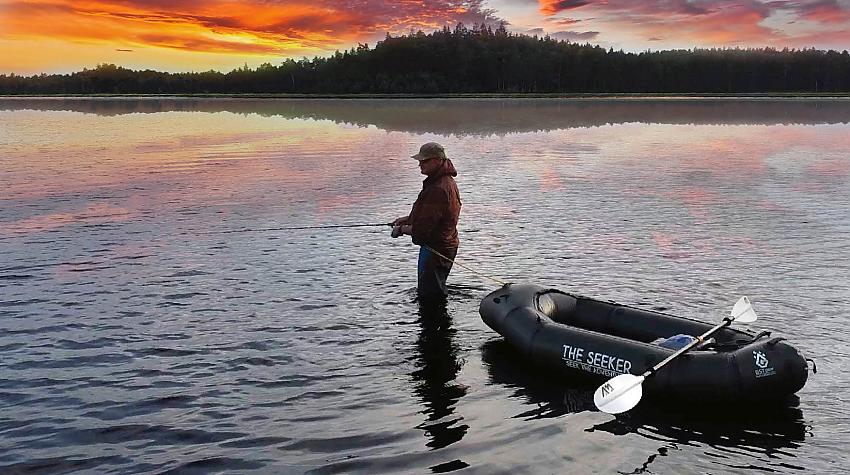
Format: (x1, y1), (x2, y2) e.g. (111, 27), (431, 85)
(2, 92), (850, 99)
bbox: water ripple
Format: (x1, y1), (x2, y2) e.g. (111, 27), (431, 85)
(1, 99), (847, 474)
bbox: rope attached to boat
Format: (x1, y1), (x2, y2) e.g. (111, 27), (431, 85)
(422, 245), (508, 286)
(806, 358), (818, 374)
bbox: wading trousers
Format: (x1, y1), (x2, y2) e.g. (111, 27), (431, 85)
(417, 246), (456, 299)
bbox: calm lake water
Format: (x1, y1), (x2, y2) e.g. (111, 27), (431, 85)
(1, 97), (849, 474)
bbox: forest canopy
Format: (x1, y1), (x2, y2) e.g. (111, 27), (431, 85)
(2, 23), (849, 94)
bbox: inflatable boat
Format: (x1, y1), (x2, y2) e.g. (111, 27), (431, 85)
(479, 284), (809, 402)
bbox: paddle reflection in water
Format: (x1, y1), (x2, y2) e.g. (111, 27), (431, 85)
(587, 403), (808, 474)
(481, 340), (810, 473)
(411, 298), (469, 452)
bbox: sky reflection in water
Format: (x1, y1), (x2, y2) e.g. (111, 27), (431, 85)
(1, 98), (848, 474)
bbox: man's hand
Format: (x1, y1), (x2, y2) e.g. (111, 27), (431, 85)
(391, 226), (403, 238)
(392, 216), (409, 226)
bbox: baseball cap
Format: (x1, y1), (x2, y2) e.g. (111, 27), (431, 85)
(411, 142), (447, 161)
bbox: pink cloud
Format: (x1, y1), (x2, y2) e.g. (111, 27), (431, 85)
(537, 1), (850, 48)
(789, 0), (850, 24)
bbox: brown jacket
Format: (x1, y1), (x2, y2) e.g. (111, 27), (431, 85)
(408, 159), (461, 255)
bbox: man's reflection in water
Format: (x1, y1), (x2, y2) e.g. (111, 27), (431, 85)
(411, 297), (468, 449)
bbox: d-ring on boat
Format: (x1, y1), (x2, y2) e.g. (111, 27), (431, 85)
(479, 284), (809, 405)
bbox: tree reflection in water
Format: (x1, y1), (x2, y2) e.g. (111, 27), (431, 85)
(5, 97), (850, 136)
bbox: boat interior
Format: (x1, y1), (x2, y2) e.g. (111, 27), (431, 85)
(539, 290), (754, 348)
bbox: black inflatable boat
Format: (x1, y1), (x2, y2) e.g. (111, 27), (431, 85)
(479, 284), (809, 402)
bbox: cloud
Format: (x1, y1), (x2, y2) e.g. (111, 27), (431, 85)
(535, 0), (850, 48)
(3, 0), (850, 73)
(784, 27), (850, 48)
(525, 26), (598, 41)
(539, 0), (715, 17)
(536, 0), (783, 46)
(0, 0), (506, 58)
(785, 0), (850, 24)
(550, 30), (600, 41)
(540, 1), (591, 16)
(547, 17), (583, 25)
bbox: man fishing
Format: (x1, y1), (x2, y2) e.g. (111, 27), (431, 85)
(391, 142), (462, 299)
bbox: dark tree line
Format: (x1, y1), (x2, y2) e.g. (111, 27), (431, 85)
(3, 23), (850, 94)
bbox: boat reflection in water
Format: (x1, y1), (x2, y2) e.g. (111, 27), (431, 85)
(481, 339), (809, 473)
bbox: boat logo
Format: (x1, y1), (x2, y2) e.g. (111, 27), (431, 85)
(753, 351), (769, 369)
(562, 344), (632, 377)
(753, 350), (776, 378)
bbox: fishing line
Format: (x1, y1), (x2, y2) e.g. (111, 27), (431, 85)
(186, 222), (509, 286)
(188, 222), (392, 235)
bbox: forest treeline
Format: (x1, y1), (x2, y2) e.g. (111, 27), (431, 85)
(3, 23), (850, 94)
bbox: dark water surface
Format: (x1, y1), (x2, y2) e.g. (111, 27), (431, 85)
(1, 98), (848, 474)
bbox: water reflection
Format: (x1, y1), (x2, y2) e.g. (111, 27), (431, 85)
(482, 340), (599, 420)
(1, 98), (842, 474)
(410, 299), (468, 451)
(481, 340), (810, 473)
(587, 403), (808, 474)
(3, 97), (850, 135)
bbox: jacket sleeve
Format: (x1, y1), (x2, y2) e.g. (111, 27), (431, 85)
(409, 187), (446, 246)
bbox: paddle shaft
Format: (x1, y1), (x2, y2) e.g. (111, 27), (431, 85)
(643, 316), (733, 377)
(596, 317), (736, 408)
(595, 297), (756, 414)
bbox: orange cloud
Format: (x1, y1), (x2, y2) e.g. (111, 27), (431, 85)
(0, 0), (502, 72)
(4, 0), (850, 74)
(540, 0), (591, 16)
(0, 1), (364, 55)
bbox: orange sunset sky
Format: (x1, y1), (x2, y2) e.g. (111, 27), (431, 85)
(2, 0), (850, 74)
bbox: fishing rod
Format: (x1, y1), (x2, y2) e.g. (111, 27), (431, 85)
(189, 222), (393, 235)
(188, 222), (508, 286)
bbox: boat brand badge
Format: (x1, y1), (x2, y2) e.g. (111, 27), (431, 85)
(753, 350), (776, 378)
(562, 344), (632, 377)
(754, 351), (769, 369)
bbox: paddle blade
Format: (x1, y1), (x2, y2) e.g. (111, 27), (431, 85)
(593, 374), (644, 414)
(730, 296), (757, 323)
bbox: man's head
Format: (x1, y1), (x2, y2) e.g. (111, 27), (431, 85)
(411, 142), (447, 162)
(412, 142), (447, 176)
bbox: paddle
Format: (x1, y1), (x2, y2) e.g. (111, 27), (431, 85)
(593, 296), (758, 414)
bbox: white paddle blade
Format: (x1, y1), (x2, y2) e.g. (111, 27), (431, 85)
(593, 374), (644, 414)
(730, 296), (758, 323)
